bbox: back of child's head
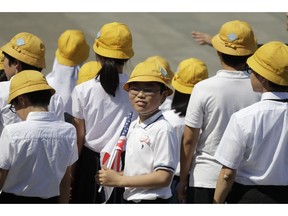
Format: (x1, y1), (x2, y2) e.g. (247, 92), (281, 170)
(93, 22), (135, 97)
(1, 32), (46, 69)
(247, 41), (288, 87)
(123, 60), (174, 96)
(56, 29), (90, 67)
(8, 70), (55, 105)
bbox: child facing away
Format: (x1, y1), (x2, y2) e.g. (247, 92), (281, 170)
(96, 60), (179, 203)
(213, 41), (288, 203)
(0, 70), (78, 203)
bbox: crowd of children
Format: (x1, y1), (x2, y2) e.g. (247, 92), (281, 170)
(0, 15), (287, 204)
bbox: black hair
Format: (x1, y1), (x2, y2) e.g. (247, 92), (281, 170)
(3, 52), (42, 72)
(267, 81), (288, 92)
(11, 90), (53, 107)
(171, 90), (191, 117)
(218, 52), (252, 68)
(96, 54), (128, 97)
(0, 70), (8, 81)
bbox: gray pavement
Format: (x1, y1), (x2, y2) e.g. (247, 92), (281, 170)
(0, 12), (287, 76)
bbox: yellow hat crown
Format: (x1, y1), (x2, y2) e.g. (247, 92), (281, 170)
(172, 58), (208, 94)
(0, 51), (4, 70)
(144, 55), (174, 81)
(8, 70), (55, 103)
(247, 41), (288, 86)
(1, 32), (46, 68)
(77, 61), (102, 85)
(93, 22), (134, 59)
(211, 20), (258, 56)
(56, 30), (90, 66)
(123, 61), (173, 96)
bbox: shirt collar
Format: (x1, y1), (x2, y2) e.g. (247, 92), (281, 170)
(216, 70), (250, 79)
(135, 110), (163, 129)
(26, 112), (58, 122)
(261, 92), (288, 101)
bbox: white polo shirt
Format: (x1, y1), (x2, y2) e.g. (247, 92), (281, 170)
(123, 111), (179, 201)
(0, 112), (78, 198)
(215, 92), (288, 185)
(185, 70), (261, 188)
(71, 73), (136, 153)
(163, 109), (185, 176)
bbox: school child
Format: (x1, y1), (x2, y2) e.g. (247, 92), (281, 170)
(0, 32), (65, 137)
(96, 60), (178, 203)
(70, 22), (136, 203)
(0, 70), (78, 203)
(163, 58), (208, 203)
(46, 29), (90, 121)
(178, 20), (261, 203)
(214, 41), (288, 203)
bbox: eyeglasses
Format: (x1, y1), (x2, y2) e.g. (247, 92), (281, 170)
(128, 87), (161, 96)
(9, 104), (16, 113)
(245, 65), (253, 75)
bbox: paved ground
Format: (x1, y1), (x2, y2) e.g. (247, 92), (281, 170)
(0, 12), (287, 76)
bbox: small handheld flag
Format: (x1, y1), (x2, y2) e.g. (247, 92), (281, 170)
(98, 111), (133, 201)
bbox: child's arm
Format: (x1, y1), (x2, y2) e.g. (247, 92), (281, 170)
(96, 167), (173, 189)
(58, 166), (72, 203)
(213, 166), (236, 203)
(72, 117), (85, 156)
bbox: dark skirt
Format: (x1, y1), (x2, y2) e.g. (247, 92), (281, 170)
(0, 191), (58, 204)
(227, 182), (288, 203)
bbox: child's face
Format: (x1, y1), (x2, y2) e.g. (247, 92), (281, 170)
(128, 82), (166, 121)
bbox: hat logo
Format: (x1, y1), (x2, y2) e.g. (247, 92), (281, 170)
(16, 38), (25, 46)
(227, 33), (238, 42)
(96, 31), (101, 39)
(160, 67), (168, 77)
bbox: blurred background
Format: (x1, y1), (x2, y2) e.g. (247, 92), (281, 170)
(0, 12), (287, 77)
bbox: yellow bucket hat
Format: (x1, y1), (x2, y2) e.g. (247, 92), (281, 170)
(247, 41), (288, 86)
(211, 20), (258, 56)
(144, 55), (174, 82)
(93, 22), (134, 59)
(77, 61), (102, 85)
(172, 58), (208, 94)
(56, 30), (90, 67)
(1, 32), (46, 68)
(123, 61), (173, 96)
(8, 70), (55, 103)
(0, 51), (4, 70)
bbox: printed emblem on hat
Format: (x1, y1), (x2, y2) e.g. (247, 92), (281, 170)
(227, 33), (238, 42)
(16, 38), (25, 46)
(96, 31), (101, 39)
(160, 67), (168, 77)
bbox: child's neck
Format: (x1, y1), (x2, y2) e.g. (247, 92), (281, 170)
(139, 109), (160, 122)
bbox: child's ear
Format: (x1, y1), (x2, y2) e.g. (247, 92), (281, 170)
(160, 90), (168, 105)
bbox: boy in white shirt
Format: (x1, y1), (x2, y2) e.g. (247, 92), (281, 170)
(0, 70), (78, 203)
(96, 61), (178, 203)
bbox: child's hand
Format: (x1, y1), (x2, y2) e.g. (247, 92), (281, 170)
(95, 167), (120, 187)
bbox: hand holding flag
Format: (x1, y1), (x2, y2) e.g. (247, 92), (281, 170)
(98, 111), (133, 202)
